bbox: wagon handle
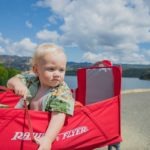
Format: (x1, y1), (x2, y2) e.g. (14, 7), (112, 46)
(24, 99), (36, 143)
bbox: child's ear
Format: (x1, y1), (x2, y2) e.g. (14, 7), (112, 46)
(32, 65), (38, 75)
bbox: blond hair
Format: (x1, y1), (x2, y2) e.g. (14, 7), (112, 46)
(31, 43), (66, 67)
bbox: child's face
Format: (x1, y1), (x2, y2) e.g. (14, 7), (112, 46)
(34, 52), (66, 88)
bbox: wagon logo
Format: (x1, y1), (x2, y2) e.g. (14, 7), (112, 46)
(11, 126), (89, 141)
(11, 132), (44, 141)
(57, 126), (88, 141)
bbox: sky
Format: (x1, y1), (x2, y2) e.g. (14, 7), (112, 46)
(0, 0), (150, 64)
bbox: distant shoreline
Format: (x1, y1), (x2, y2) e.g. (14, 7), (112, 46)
(122, 88), (150, 94)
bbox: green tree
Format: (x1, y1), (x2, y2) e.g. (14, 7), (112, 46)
(0, 66), (8, 85)
(0, 64), (21, 86)
(7, 68), (21, 79)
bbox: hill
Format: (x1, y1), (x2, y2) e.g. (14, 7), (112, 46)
(0, 55), (92, 71)
(0, 55), (31, 70)
(0, 55), (150, 79)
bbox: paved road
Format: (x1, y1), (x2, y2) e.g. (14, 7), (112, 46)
(96, 91), (150, 150)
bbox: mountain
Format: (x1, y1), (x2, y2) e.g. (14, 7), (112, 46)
(0, 55), (92, 71)
(0, 55), (150, 78)
(0, 55), (31, 71)
(120, 64), (150, 69)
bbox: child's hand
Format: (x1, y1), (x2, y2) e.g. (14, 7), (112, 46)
(35, 136), (52, 150)
(13, 83), (28, 99)
(7, 77), (28, 99)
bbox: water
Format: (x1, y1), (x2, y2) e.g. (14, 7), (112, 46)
(122, 77), (150, 90)
(65, 76), (150, 90)
(65, 76), (78, 89)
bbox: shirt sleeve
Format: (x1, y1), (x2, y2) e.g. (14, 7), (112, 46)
(15, 72), (37, 86)
(45, 82), (75, 116)
(15, 72), (39, 100)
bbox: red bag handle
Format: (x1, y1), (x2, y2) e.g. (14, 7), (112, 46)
(24, 100), (36, 143)
(91, 60), (113, 68)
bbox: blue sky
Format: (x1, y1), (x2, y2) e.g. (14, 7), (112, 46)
(0, 0), (150, 64)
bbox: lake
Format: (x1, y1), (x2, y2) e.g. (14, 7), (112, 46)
(65, 76), (150, 91)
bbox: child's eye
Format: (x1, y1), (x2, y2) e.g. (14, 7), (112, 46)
(59, 68), (65, 72)
(47, 67), (55, 71)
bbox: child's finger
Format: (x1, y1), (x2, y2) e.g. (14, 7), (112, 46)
(14, 88), (24, 96)
(34, 137), (40, 145)
(16, 90), (22, 96)
(23, 89), (27, 99)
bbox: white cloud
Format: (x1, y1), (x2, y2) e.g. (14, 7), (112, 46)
(0, 33), (9, 45)
(25, 20), (33, 28)
(35, 0), (52, 8)
(0, 35), (37, 56)
(11, 38), (37, 56)
(16, 38), (36, 51)
(36, 29), (60, 42)
(0, 33), (11, 55)
(0, 46), (5, 54)
(48, 15), (60, 24)
(48, 16), (57, 24)
(83, 49), (149, 64)
(36, 0), (150, 64)
(36, 0), (71, 12)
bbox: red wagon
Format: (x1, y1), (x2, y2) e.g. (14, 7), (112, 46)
(0, 64), (122, 150)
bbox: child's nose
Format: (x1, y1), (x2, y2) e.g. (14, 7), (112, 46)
(53, 70), (60, 77)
